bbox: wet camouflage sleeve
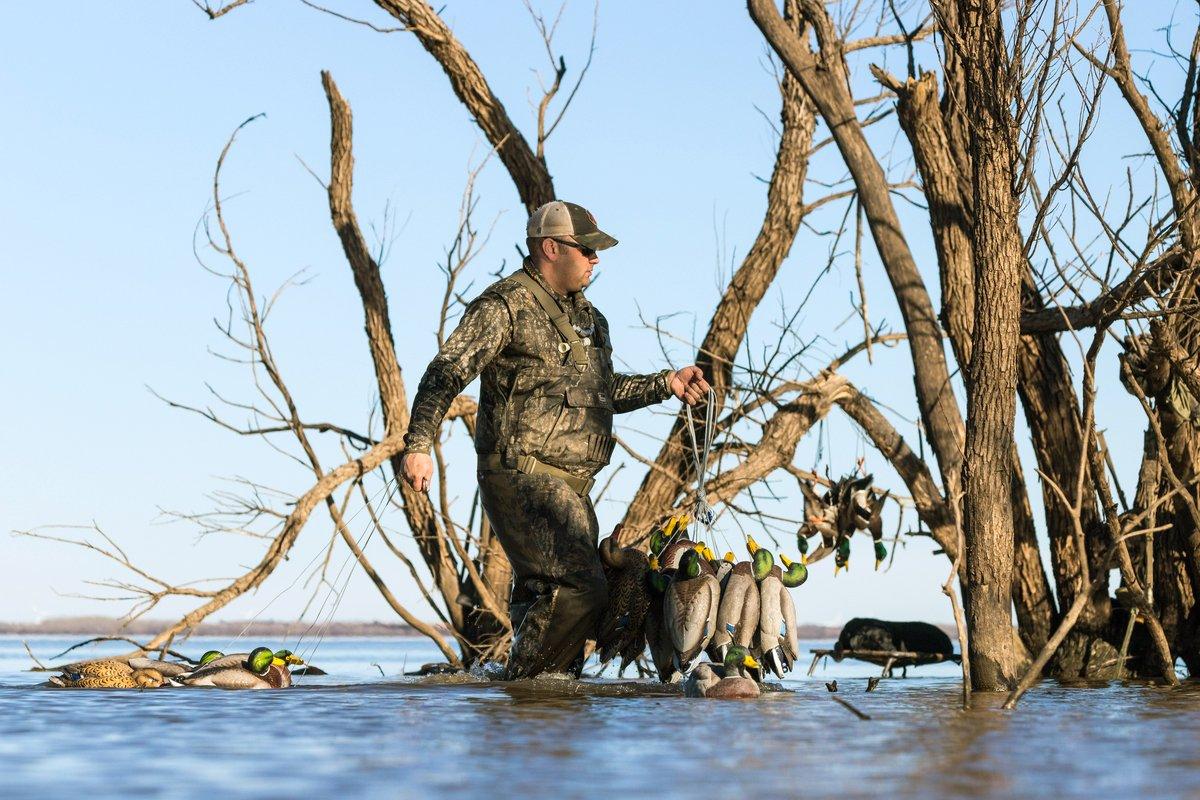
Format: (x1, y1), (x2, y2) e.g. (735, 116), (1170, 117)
(404, 294), (512, 454)
(611, 369), (673, 413)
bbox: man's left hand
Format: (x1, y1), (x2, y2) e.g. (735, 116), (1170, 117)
(668, 365), (711, 406)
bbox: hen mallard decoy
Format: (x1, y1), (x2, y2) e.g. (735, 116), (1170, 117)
(595, 527), (651, 674)
(177, 647), (292, 689)
(48, 660), (167, 689)
(684, 645), (762, 699)
(123, 657), (194, 678)
(707, 558), (760, 665)
(664, 548), (721, 674)
(747, 536), (800, 679)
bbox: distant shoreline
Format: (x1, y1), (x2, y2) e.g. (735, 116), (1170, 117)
(0, 616), (953, 640)
(0, 617), (438, 638)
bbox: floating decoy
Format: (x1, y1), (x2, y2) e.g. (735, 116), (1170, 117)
(707, 558), (760, 665)
(664, 548), (721, 673)
(125, 657), (194, 678)
(596, 527), (651, 673)
(48, 660), (167, 689)
(684, 646), (762, 699)
(191, 648), (304, 672)
(177, 647), (291, 689)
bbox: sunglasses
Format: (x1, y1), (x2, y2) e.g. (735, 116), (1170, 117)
(554, 239), (597, 258)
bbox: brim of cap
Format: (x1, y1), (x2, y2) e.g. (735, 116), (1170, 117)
(573, 230), (619, 250)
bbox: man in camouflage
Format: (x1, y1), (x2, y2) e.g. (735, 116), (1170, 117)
(401, 200), (709, 679)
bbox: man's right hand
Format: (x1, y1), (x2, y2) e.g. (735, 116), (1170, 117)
(401, 451), (434, 493)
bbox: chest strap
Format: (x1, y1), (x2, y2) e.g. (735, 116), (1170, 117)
(512, 270), (589, 372)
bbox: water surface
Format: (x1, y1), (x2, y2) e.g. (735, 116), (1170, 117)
(2, 635), (1196, 798)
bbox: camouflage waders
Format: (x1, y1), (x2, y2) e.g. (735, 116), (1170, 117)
(404, 261), (671, 678)
(477, 470), (606, 678)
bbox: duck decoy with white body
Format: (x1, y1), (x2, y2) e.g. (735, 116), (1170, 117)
(747, 536), (800, 679)
(664, 548), (721, 674)
(177, 647), (292, 689)
(706, 558), (760, 665)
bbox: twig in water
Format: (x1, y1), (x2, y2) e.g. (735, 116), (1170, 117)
(22, 641), (46, 670)
(830, 694), (872, 720)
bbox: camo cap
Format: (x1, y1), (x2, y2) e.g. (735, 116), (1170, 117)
(527, 200), (618, 251)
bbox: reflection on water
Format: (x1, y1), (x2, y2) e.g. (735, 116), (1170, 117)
(1, 636), (1198, 798)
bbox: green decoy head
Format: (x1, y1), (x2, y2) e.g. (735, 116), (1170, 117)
(779, 553), (809, 588)
(874, 541), (887, 570)
(836, 537), (851, 562)
(678, 547), (703, 579)
(199, 650), (224, 667)
(724, 645), (760, 675)
(649, 570), (670, 593)
(246, 647), (275, 675)
(752, 547), (775, 581)
(797, 533), (809, 555)
(834, 537), (851, 575)
(649, 528), (668, 555)
(274, 649), (305, 666)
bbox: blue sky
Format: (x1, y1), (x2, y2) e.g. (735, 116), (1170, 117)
(1, 2), (1181, 631)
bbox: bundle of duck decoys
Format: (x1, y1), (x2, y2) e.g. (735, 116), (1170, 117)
(45, 647), (307, 690)
(596, 514), (808, 699)
(797, 472), (890, 573)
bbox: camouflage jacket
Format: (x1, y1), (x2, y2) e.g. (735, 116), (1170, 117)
(404, 261), (672, 478)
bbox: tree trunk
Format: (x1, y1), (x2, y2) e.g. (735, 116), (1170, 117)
(877, 68), (1056, 656)
(955, 0), (1022, 691)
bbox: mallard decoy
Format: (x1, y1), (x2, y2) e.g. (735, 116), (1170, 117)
(644, 556), (679, 682)
(712, 551), (736, 586)
(706, 559), (760, 665)
(664, 548), (721, 673)
(57, 654), (194, 679)
(798, 478), (838, 556)
(747, 537), (799, 679)
(191, 648), (305, 672)
(831, 474), (893, 573)
(596, 527), (651, 673)
(779, 553), (809, 588)
(48, 660), (167, 689)
(177, 647), (291, 689)
(658, 535), (698, 572)
(684, 645), (762, 699)
(648, 513), (690, 558)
